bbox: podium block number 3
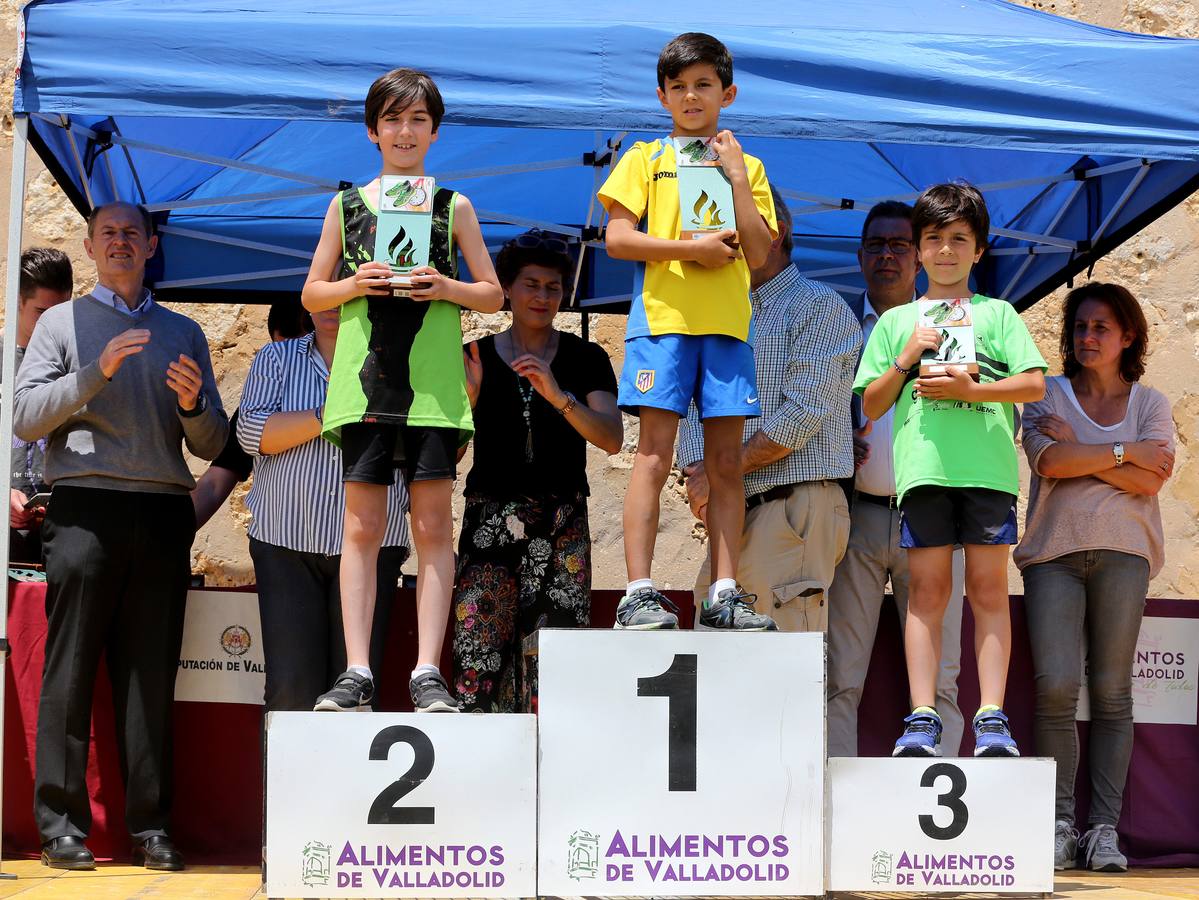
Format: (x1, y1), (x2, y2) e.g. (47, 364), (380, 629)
(920, 763), (968, 840)
(367, 725), (435, 825)
(637, 653), (697, 791)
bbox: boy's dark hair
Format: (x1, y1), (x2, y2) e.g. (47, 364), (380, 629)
(912, 182), (990, 249)
(657, 33), (734, 89)
(86, 202), (154, 239)
(495, 231), (575, 293)
(19, 247), (72, 299)
(768, 185), (793, 256)
(1060, 282), (1149, 383)
(267, 297), (313, 339)
(861, 200), (914, 242)
(365, 68), (445, 133)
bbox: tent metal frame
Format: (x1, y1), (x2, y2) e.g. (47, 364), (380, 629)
(29, 112), (1168, 304)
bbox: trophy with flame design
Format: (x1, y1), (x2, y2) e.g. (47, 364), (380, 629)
(373, 175), (435, 297)
(674, 137), (737, 245)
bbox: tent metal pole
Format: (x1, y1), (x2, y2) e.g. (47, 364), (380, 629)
(154, 266), (311, 289)
(63, 125), (95, 210)
(1091, 162), (1152, 246)
(435, 157), (579, 181)
(473, 210), (582, 236)
(1001, 180), (1085, 300)
(989, 226), (1077, 249)
(0, 115), (30, 881)
(32, 114), (338, 190)
(144, 185), (333, 212)
(101, 150), (120, 201)
(156, 224), (314, 260)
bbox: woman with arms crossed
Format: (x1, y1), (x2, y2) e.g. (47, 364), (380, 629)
(1017, 282), (1175, 873)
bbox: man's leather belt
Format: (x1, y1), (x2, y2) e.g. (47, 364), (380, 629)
(856, 491), (898, 509)
(746, 482), (798, 512)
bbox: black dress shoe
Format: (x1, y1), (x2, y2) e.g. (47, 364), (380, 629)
(41, 836), (95, 870)
(132, 835), (185, 871)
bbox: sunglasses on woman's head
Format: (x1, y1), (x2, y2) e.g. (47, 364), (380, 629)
(512, 230), (570, 255)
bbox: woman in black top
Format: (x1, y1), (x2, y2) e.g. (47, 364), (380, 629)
(453, 230), (622, 712)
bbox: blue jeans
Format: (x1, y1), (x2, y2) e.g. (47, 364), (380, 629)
(1023, 550), (1149, 826)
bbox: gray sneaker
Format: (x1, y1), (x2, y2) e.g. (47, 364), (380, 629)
(410, 670), (460, 713)
(1054, 820), (1079, 870)
(697, 587), (778, 632)
(615, 588), (679, 630)
(1080, 824), (1127, 872)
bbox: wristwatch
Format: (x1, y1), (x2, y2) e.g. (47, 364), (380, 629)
(557, 392), (578, 415)
(178, 394), (207, 418)
(1112, 441), (1125, 467)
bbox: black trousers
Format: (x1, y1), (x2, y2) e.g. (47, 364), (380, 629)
(34, 486), (195, 843)
(248, 537), (406, 711)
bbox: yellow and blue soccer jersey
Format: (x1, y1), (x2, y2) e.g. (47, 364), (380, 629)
(598, 138), (777, 343)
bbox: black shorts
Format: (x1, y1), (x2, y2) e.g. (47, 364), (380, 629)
(341, 422), (458, 485)
(898, 486), (1017, 549)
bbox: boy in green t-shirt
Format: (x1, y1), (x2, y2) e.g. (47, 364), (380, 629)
(853, 182), (1046, 757)
(302, 69), (502, 713)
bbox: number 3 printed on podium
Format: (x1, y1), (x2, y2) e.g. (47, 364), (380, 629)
(367, 725), (436, 825)
(919, 762), (968, 840)
(637, 653), (698, 792)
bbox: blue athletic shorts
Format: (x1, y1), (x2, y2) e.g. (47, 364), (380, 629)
(618, 333), (759, 419)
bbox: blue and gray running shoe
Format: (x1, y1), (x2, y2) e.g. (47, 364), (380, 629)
(892, 707), (943, 757)
(973, 707), (1020, 757)
(697, 587), (778, 632)
(615, 587), (679, 630)
(313, 670), (373, 712)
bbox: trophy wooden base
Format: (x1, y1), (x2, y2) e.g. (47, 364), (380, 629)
(387, 273), (431, 298)
(919, 362), (981, 381)
(680, 229), (740, 248)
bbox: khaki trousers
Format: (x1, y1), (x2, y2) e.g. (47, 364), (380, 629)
(694, 480), (851, 633)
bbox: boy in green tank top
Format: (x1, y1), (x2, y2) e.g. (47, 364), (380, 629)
(302, 68), (502, 713)
(854, 182), (1046, 758)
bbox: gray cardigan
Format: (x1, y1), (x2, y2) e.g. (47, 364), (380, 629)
(14, 295), (228, 494)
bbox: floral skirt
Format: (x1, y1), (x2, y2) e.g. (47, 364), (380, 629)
(452, 492), (591, 712)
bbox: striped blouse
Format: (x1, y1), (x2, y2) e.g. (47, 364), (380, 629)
(236, 334), (410, 555)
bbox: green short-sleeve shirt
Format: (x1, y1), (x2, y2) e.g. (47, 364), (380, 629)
(852, 294), (1047, 502)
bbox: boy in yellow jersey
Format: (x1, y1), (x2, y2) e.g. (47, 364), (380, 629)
(599, 33), (779, 630)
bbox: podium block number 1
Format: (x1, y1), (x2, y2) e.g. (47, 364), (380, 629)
(638, 653), (697, 791)
(538, 630), (826, 897)
(367, 725), (435, 825)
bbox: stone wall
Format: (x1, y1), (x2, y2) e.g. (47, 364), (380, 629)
(0, 0), (1194, 596)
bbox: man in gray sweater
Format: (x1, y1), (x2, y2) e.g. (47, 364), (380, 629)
(14, 202), (227, 871)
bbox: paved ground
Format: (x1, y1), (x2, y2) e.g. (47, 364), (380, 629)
(0, 862), (1195, 899)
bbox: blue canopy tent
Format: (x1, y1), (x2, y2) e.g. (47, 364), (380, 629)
(8, 0), (1199, 314)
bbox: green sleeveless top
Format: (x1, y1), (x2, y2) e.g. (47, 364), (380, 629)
(322, 184), (473, 446)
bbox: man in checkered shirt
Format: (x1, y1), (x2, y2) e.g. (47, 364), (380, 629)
(679, 184), (862, 632)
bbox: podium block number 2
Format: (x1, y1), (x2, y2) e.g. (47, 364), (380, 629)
(919, 763), (968, 840)
(366, 725), (435, 825)
(637, 653), (697, 791)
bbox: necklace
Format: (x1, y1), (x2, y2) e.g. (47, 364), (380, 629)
(508, 329), (557, 464)
(517, 377), (535, 463)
